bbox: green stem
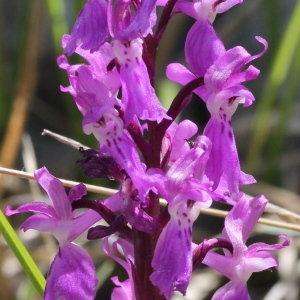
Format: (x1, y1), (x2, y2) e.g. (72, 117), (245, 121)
(0, 210), (46, 297)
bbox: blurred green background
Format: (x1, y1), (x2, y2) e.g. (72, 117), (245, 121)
(0, 0), (300, 299)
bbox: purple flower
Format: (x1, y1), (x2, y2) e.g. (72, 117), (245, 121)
(5, 167), (99, 299)
(62, 0), (169, 125)
(108, 0), (170, 124)
(167, 19), (267, 196)
(202, 195), (290, 299)
(149, 136), (213, 299)
(64, 0), (159, 53)
(63, 35), (121, 97)
(112, 38), (170, 124)
(106, 1), (170, 124)
(58, 35), (120, 111)
(59, 45), (154, 202)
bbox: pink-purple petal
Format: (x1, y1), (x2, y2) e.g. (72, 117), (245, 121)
(247, 234), (290, 257)
(203, 195), (289, 300)
(185, 19), (225, 77)
(166, 62), (209, 102)
(104, 237), (135, 299)
(111, 277), (132, 300)
(175, 1), (200, 20)
(19, 214), (61, 234)
(222, 65), (260, 91)
(212, 281), (250, 300)
(44, 243), (97, 300)
(107, 0), (131, 37)
(176, 0), (243, 22)
(243, 254), (279, 273)
(68, 183), (87, 203)
(166, 62), (197, 85)
(150, 218), (193, 299)
(65, 38), (121, 95)
(224, 195), (267, 247)
(115, 0), (157, 41)
(5, 202), (56, 218)
(113, 39), (169, 124)
(205, 46), (258, 92)
(166, 136), (211, 189)
(202, 251), (236, 279)
(168, 119), (198, 164)
(34, 167), (73, 219)
(64, 0), (108, 55)
(68, 209), (102, 241)
(204, 117), (240, 195)
(213, 0), (243, 14)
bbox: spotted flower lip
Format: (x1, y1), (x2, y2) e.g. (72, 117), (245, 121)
(149, 136), (213, 299)
(5, 167), (100, 299)
(112, 38), (170, 124)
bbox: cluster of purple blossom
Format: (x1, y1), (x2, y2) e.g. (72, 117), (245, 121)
(6, 0), (290, 299)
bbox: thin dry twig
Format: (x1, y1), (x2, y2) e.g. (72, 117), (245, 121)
(42, 129), (300, 227)
(265, 202), (300, 224)
(0, 167), (116, 196)
(42, 129), (89, 150)
(1, 167), (300, 233)
(243, 183), (300, 215)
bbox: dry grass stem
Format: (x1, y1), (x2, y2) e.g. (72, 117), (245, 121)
(1, 167), (300, 233)
(42, 129), (89, 150)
